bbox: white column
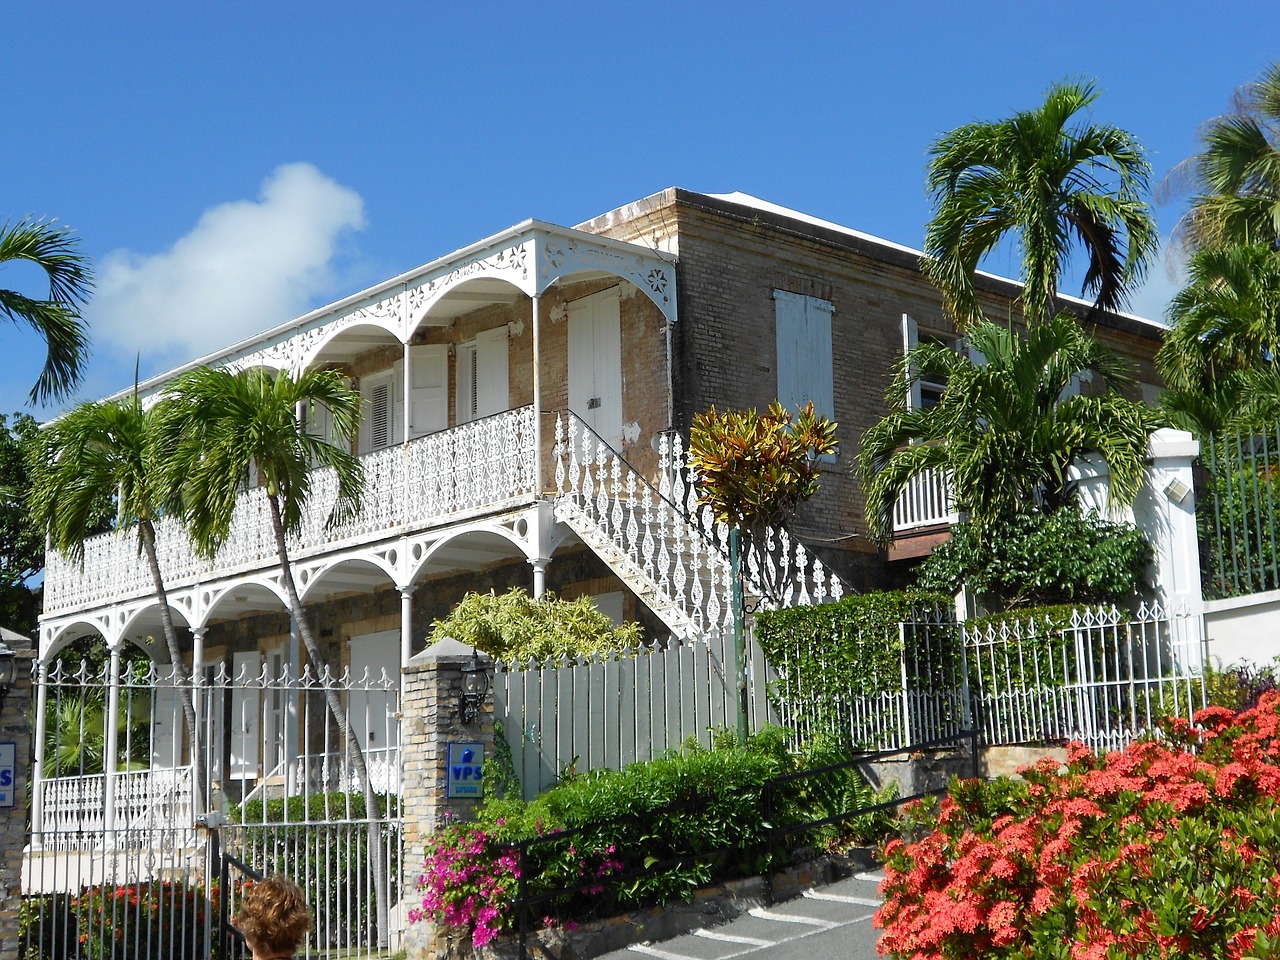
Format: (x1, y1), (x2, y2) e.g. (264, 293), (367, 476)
(30, 657), (49, 844)
(102, 643), (123, 842)
(1135, 429), (1203, 613)
(532, 294), (542, 494)
(400, 585), (416, 669)
(1134, 428), (1204, 671)
(529, 558), (549, 599)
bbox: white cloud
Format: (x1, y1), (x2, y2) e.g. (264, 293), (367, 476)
(90, 163), (366, 366)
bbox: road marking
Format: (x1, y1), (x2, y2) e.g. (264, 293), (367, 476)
(802, 889), (881, 907)
(628, 944), (702, 960)
(748, 907), (837, 928)
(692, 929), (777, 947)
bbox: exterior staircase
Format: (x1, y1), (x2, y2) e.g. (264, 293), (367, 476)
(552, 413), (845, 643)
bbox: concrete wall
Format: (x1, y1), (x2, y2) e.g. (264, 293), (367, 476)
(1205, 590), (1280, 667)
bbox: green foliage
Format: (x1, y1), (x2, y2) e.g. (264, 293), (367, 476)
(1199, 433), (1280, 599)
(428, 587), (643, 662)
(71, 881), (213, 960)
(859, 315), (1159, 543)
(1170, 61), (1280, 254)
(0, 216), (94, 405)
(754, 591), (957, 745)
(419, 731), (896, 941)
(923, 79), (1157, 329)
(688, 400), (838, 530)
(916, 511), (1153, 609)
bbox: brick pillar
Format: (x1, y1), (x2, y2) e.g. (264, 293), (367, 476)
(400, 637), (494, 960)
(0, 641), (34, 960)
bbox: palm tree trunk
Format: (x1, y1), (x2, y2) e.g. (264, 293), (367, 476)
(266, 495), (389, 947)
(137, 519), (207, 812)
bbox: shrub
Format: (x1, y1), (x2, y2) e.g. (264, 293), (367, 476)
(916, 511), (1152, 609)
(428, 587), (643, 662)
(71, 880), (213, 960)
(877, 692), (1280, 960)
(410, 730), (894, 947)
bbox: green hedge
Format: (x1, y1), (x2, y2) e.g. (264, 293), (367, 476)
(470, 729), (894, 917)
(754, 591), (957, 744)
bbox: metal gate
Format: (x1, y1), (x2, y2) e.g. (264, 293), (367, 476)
(21, 656), (403, 959)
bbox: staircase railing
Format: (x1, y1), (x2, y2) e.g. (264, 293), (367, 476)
(553, 413), (845, 642)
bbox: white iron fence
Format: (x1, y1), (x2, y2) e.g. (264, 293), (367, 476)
(966, 603), (1205, 754)
(23, 657), (403, 959)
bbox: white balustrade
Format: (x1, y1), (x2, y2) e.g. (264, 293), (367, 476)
(892, 466), (960, 532)
(44, 407), (538, 614)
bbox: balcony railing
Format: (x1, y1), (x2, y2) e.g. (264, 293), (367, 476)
(44, 406), (539, 614)
(892, 466), (960, 533)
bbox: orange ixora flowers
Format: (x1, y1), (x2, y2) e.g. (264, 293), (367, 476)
(877, 691), (1280, 960)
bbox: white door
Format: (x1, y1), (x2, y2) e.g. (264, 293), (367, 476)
(568, 288), (623, 447)
(229, 651), (261, 781)
(360, 367), (404, 453)
(265, 648), (287, 775)
(150, 678), (183, 769)
(409, 344), (449, 437)
(347, 631), (400, 754)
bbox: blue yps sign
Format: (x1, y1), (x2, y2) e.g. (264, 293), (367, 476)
(0, 743), (15, 808)
(446, 742), (484, 799)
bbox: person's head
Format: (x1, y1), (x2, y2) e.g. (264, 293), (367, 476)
(233, 876), (311, 959)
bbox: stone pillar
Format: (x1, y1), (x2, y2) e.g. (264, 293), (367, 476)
(0, 640), (35, 960)
(400, 637), (494, 960)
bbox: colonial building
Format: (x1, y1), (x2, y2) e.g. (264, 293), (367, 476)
(36, 187), (1166, 800)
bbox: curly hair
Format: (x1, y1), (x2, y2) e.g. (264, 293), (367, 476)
(233, 876), (311, 957)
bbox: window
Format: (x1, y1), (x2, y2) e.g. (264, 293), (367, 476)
(360, 369), (402, 454)
(901, 314), (949, 411)
(774, 290), (834, 420)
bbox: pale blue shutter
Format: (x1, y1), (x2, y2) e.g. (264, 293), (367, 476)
(775, 290), (833, 419)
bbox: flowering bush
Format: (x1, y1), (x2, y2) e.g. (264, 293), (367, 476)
(876, 692), (1280, 960)
(409, 820), (622, 948)
(71, 880), (212, 960)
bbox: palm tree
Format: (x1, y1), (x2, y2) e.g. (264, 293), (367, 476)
(1155, 242), (1280, 431)
(859, 314), (1159, 543)
(1, 218), (93, 404)
(28, 393), (206, 803)
(924, 79), (1158, 329)
(1166, 62), (1280, 253)
(159, 365), (387, 936)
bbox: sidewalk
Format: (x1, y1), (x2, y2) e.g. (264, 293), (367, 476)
(597, 870), (884, 960)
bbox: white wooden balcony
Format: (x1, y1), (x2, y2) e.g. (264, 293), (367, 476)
(892, 466), (960, 533)
(43, 406), (539, 615)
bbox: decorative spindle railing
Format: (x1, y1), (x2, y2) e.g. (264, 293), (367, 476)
(43, 407), (538, 613)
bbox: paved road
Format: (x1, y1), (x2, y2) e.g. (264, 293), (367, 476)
(599, 871), (884, 960)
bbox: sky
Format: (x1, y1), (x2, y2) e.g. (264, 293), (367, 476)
(4, 1), (1279, 418)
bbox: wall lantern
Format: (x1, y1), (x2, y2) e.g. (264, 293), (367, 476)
(0, 638), (16, 709)
(458, 649), (490, 725)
